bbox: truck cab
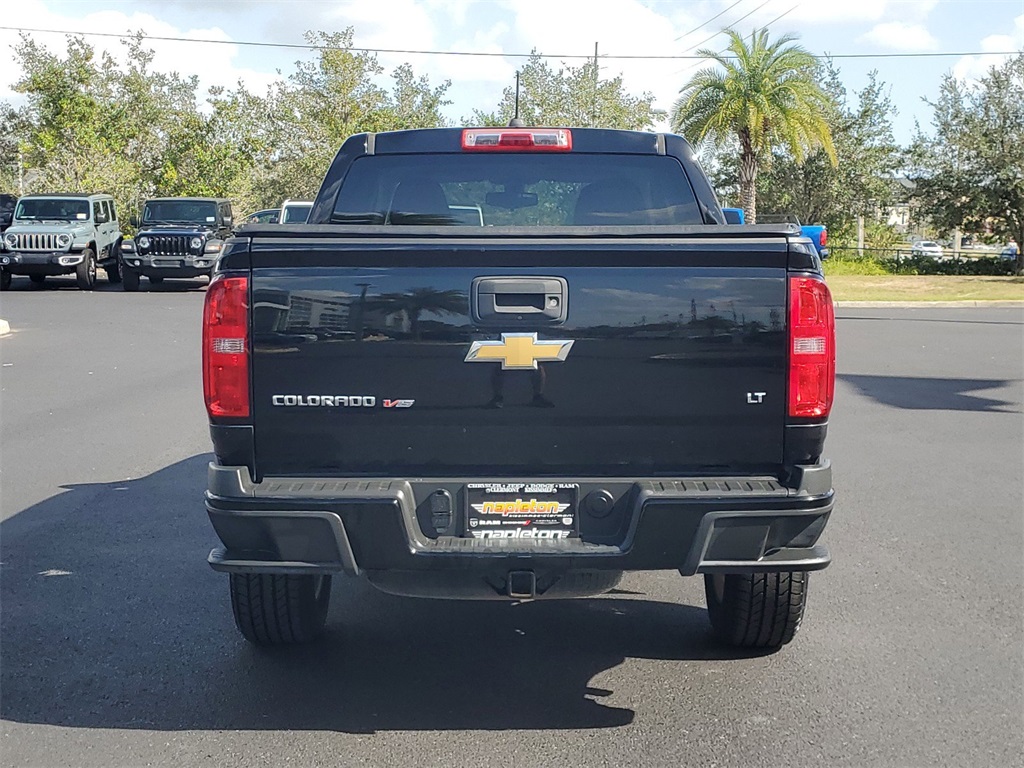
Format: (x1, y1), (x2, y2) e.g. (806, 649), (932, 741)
(203, 127), (836, 652)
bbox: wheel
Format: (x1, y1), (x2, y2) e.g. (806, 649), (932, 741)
(704, 571), (808, 649)
(148, 275), (164, 285)
(29, 274), (45, 285)
(105, 254), (122, 284)
(0, 270), (11, 291)
(229, 573), (332, 645)
(122, 268), (140, 292)
(75, 248), (96, 290)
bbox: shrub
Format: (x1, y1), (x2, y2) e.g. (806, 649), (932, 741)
(822, 255), (890, 276)
(880, 255), (1016, 276)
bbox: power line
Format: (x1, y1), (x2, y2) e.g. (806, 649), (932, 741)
(674, 0), (746, 42)
(760, 3), (801, 33)
(673, 2), (800, 78)
(673, 0), (777, 56)
(0, 25), (1018, 61)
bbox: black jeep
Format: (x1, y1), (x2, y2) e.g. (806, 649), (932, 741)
(120, 197), (233, 291)
(0, 194), (16, 233)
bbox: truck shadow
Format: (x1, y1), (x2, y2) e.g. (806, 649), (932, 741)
(0, 454), (767, 735)
(838, 374), (1020, 413)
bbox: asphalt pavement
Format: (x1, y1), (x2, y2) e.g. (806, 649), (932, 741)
(1, 275), (1021, 767)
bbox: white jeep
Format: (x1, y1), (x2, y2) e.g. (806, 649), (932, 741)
(0, 193), (123, 290)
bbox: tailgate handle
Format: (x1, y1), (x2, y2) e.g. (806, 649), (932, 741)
(472, 276), (568, 325)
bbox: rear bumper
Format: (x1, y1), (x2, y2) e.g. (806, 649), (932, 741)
(206, 463), (834, 595)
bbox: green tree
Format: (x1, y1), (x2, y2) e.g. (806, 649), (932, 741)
(205, 84), (280, 214)
(761, 67), (900, 230)
(0, 103), (24, 193)
(225, 29), (451, 211)
(388, 63), (452, 131)
(671, 29), (836, 223)
(7, 33), (244, 220)
(12, 35), (127, 197)
(907, 54), (1024, 271)
(471, 53), (663, 130)
(710, 64), (903, 245)
(4, 28), (451, 218)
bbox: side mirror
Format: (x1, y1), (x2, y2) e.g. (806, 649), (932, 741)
(129, 215), (139, 228)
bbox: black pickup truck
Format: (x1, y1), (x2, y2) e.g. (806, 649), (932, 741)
(203, 127), (836, 650)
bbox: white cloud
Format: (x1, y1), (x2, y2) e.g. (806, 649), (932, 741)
(666, 0), (939, 31)
(952, 14), (1024, 82)
(0, 0), (282, 108)
(497, 0), (703, 125)
(3, 0), (1018, 143)
(784, 0), (937, 25)
(859, 21), (939, 51)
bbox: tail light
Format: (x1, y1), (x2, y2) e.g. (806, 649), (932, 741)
(203, 275), (249, 418)
(819, 228), (828, 248)
(788, 276), (835, 419)
(462, 128), (572, 151)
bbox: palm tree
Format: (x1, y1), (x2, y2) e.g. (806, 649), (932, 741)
(671, 29), (836, 224)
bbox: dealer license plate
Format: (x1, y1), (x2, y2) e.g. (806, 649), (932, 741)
(465, 483), (579, 540)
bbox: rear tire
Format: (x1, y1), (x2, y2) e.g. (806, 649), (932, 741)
(29, 274), (45, 285)
(76, 248), (96, 290)
(122, 269), (140, 292)
(704, 572), (808, 649)
(229, 573), (332, 645)
(105, 254), (122, 284)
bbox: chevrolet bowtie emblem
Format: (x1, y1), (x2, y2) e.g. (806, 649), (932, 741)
(464, 333), (574, 370)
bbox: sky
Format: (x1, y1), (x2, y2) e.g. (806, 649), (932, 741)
(1, 0), (1022, 145)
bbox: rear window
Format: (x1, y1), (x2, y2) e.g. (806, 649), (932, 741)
(331, 154), (702, 226)
(282, 204), (312, 224)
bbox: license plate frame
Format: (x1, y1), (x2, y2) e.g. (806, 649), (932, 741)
(465, 482), (579, 540)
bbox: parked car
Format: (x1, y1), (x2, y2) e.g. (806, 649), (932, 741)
(0, 193), (122, 290)
(280, 199), (313, 224)
(0, 193), (16, 233)
(722, 207), (745, 224)
(204, 126), (836, 651)
(1000, 242), (1019, 261)
(911, 240), (944, 259)
(120, 197), (233, 291)
(758, 214), (828, 258)
(243, 209), (279, 225)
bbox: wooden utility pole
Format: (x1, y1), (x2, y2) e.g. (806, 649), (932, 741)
(590, 42), (599, 127)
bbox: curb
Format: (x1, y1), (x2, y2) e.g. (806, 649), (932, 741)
(0, 319), (9, 336)
(834, 301), (1024, 308)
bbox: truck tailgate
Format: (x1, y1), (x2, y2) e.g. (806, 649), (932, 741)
(249, 236), (790, 477)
